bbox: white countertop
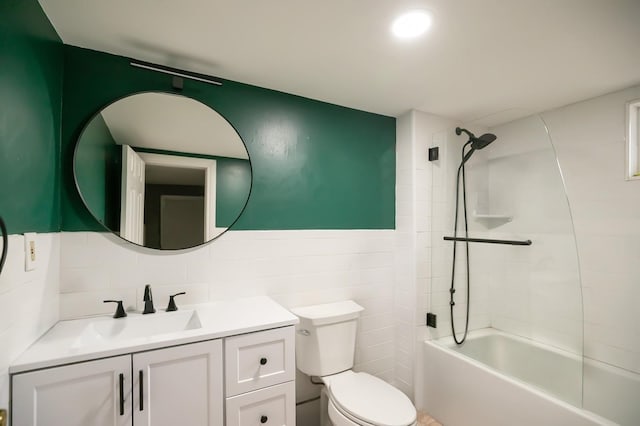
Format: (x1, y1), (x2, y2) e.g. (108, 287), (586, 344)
(10, 296), (298, 374)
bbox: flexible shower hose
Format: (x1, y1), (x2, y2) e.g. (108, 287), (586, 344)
(449, 142), (472, 344)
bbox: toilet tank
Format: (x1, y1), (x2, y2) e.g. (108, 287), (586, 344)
(290, 300), (364, 377)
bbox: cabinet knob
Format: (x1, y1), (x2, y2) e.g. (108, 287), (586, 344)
(260, 415), (268, 423)
(260, 357), (268, 366)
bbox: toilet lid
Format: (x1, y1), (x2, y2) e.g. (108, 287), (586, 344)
(327, 372), (416, 426)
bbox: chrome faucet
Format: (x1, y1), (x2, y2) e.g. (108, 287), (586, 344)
(143, 285), (156, 314)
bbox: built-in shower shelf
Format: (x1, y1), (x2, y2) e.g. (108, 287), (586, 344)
(473, 211), (513, 227)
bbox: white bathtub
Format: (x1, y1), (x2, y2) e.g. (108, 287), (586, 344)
(422, 329), (640, 425)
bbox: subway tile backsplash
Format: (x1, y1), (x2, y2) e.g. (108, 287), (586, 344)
(59, 229), (397, 380)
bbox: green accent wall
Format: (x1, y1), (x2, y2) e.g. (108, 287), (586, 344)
(62, 46), (395, 231)
(0, 0), (63, 234)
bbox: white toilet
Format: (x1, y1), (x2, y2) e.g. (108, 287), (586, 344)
(291, 300), (417, 426)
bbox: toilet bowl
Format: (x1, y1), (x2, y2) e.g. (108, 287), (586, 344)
(291, 300), (417, 426)
(323, 371), (417, 426)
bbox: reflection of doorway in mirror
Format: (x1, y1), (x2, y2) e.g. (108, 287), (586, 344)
(139, 151), (217, 249)
(145, 180), (205, 249)
(119, 146), (218, 249)
(160, 195), (205, 249)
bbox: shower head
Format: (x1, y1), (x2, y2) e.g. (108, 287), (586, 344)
(456, 127), (497, 164)
(456, 127), (497, 150)
(471, 133), (497, 150)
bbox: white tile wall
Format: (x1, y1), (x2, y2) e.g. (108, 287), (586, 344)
(394, 112), (417, 398)
(395, 111), (458, 401)
(0, 233), (59, 409)
(428, 84), (640, 373)
(59, 229), (397, 422)
(477, 116), (584, 355)
(541, 84), (640, 373)
(407, 87), (640, 405)
(426, 126), (493, 344)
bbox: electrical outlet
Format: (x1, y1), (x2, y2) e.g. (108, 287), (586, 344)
(24, 232), (37, 271)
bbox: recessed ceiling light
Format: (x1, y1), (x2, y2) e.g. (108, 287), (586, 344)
(391, 10), (432, 39)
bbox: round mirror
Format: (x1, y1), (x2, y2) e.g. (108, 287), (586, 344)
(74, 92), (252, 250)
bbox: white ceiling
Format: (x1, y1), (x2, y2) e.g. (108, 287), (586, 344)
(40, 0), (640, 124)
(101, 92), (249, 159)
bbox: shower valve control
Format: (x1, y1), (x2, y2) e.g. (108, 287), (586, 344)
(426, 312), (437, 328)
(428, 147), (439, 161)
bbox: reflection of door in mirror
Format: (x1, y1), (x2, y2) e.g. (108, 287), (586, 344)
(120, 145), (145, 245)
(120, 148), (218, 249)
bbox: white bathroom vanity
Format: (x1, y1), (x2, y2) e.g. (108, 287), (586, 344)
(9, 296), (298, 426)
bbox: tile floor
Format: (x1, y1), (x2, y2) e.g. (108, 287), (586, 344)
(417, 410), (442, 426)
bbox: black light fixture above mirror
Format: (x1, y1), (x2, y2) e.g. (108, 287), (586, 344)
(130, 61), (223, 87)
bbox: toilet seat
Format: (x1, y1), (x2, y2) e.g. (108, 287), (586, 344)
(323, 371), (416, 426)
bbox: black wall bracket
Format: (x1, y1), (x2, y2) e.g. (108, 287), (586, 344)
(428, 147), (439, 161)
(172, 76), (184, 90)
(426, 312), (437, 328)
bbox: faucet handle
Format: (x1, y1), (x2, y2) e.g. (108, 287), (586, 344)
(104, 300), (127, 318)
(166, 292), (186, 312)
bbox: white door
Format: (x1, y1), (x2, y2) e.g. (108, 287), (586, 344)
(120, 145), (146, 245)
(133, 339), (223, 426)
(203, 161), (218, 240)
(12, 355), (132, 426)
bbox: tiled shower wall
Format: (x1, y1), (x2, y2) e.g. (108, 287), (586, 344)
(394, 112), (417, 398)
(411, 83), (640, 400)
(423, 126), (493, 343)
(395, 111), (458, 400)
(541, 85), (640, 373)
(0, 234), (59, 409)
(482, 117), (583, 354)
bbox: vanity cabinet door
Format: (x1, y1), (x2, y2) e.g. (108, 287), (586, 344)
(12, 355), (132, 426)
(132, 339), (223, 426)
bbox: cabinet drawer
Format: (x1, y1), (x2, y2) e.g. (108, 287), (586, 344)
(225, 381), (295, 426)
(225, 326), (295, 396)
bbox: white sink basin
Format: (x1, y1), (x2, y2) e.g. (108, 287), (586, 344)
(72, 310), (202, 348)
